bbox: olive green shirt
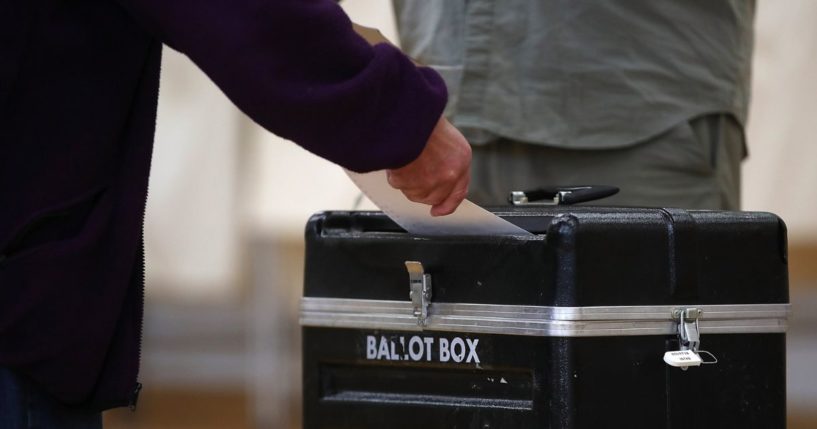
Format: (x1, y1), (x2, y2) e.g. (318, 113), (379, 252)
(393, 0), (754, 148)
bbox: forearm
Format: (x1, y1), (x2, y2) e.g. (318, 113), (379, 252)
(117, 0), (447, 171)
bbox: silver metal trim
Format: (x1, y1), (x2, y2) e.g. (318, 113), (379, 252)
(300, 297), (790, 337)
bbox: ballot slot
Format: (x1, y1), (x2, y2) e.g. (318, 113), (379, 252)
(318, 211), (550, 236)
(319, 362), (535, 410)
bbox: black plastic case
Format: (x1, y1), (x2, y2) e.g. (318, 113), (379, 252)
(301, 207), (789, 428)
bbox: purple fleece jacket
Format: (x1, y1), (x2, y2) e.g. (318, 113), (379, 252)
(0, 0), (446, 410)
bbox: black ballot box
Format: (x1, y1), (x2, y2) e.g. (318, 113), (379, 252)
(300, 207), (790, 429)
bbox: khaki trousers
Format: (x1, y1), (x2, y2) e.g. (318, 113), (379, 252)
(468, 114), (744, 210)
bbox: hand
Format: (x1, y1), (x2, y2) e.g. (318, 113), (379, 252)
(387, 117), (471, 216)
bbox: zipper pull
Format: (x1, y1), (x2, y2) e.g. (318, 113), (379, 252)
(129, 382), (143, 411)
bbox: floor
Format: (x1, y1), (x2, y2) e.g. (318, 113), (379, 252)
(103, 389), (252, 429)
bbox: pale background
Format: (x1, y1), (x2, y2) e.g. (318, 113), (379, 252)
(105, 1), (817, 428)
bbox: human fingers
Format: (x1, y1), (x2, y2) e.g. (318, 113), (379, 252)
(401, 178), (455, 206)
(393, 162), (468, 206)
(386, 116), (471, 211)
(386, 168), (428, 193)
(429, 173), (470, 216)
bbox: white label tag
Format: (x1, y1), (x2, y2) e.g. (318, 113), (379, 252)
(663, 350), (703, 368)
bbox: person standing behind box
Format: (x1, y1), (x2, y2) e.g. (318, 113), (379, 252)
(394, 0), (751, 209)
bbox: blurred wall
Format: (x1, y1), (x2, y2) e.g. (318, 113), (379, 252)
(145, 48), (242, 302)
(743, 0), (817, 243)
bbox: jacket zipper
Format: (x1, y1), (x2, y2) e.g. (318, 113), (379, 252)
(129, 194), (148, 411)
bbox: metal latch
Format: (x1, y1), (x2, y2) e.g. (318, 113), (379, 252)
(664, 307), (717, 369)
(405, 261), (432, 326)
(673, 307), (702, 352)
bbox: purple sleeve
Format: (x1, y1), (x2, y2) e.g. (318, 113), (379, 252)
(116, 0), (447, 172)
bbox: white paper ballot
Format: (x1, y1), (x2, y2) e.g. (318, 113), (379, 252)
(346, 169), (532, 236)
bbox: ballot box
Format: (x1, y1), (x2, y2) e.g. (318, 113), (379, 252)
(300, 207), (789, 428)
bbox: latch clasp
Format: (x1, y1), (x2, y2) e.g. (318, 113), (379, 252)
(673, 307), (702, 352)
(664, 307), (718, 369)
(405, 261), (432, 326)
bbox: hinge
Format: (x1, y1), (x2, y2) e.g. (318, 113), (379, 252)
(508, 185), (619, 206)
(672, 307), (702, 352)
